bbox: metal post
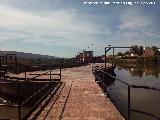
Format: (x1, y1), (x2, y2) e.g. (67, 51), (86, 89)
(50, 71), (51, 81)
(102, 72), (105, 92)
(128, 85), (131, 120)
(5, 55), (7, 65)
(3, 56), (5, 64)
(158, 56), (159, 66)
(60, 67), (61, 82)
(0, 64), (1, 78)
(112, 47), (115, 66)
(18, 81), (21, 120)
(105, 47), (106, 69)
(15, 55), (17, 73)
(25, 66), (27, 80)
(0, 58), (2, 78)
(18, 101), (21, 120)
(4, 64), (7, 79)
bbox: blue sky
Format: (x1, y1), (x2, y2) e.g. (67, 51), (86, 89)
(0, 0), (160, 58)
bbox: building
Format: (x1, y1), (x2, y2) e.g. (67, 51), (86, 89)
(83, 51), (93, 63)
(75, 51), (93, 63)
(143, 47), (155, 57)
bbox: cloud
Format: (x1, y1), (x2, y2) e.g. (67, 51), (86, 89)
(0, 1), (159, 57)
(0, 31), (30, 42)
(119, 9), (151, 31)
(112, 8), (160, 47)
(0, 4), (101, 49)
(0, 4), (101, 33)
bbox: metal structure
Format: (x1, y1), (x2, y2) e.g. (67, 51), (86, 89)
(93, 66), (160, 120)
(105, 46), (133, 69)
(0, 66), (62, 120)
(6, 54), (17, 72)
(0, 54), (62, 120)
(0, 56), (6, 78)
(97, 46), (160, 119)
(0, 54), (17, 78)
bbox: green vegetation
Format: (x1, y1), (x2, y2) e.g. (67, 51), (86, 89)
(115, 45), (160, 64)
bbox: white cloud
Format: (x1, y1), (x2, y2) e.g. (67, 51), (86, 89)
(0, 4), (102, 49)
(0, 31), (30, 42)
(0, 2), (159, 57)
(0, 4), (100, 33)
(113, 8), (160, 47)
(119, 9), (151, 31)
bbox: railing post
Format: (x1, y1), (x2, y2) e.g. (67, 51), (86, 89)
(0, 64), (1, 78)
(128, 85), (131, 120)
(5, 55), (7, 65)
(60, 67), (61, 82)
(3, 65), (8, 79)
(112, 47), (115, 66)
(102, 72), (105, 92)
(25, 65), (27, 80)
(15, 55), (17, 73)
(95, 70), (97, 82)
(50, 70), (51, 81)
(17, 81), (21, 120)
(18, 103), (21, 120)
(105, 47), (106, 69)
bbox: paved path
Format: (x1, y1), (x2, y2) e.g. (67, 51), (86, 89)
(36, 65), (124, 120)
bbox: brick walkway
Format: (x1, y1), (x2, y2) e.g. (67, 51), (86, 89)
(36, 64), (124, 120)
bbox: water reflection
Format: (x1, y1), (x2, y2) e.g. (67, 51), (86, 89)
(107, 63), (160, 120)
(117, 64), (160, 78)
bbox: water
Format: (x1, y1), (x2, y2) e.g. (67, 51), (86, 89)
(107, 64), (160, 120)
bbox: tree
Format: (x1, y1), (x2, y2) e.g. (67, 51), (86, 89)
(130, 45), (139, 54)
(124, 51), (130, 55)
(117, 52), (123, 56)
(138, 46), (144, 56)
(130, 45), (143, 56)
(151, 46), (159, 55)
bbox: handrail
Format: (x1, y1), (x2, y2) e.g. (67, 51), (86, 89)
(98, 68), (160, 92)
(131, 85), (160, 92)
(22, 82), (61, 120)
(5, 66), (61, 81)
(21, 81), (52, 105)
(131, 109), (160, 120)
(96, 74), (108, 88)
(0, 66), (61, 120)
(0, 103), (18, 107)
(20, 77), (60, 106)
(25, 66), (61, 80)
(29, 73), (60, 76)
(93, 66), (160, 120)
(29, 70), (52, 79)
(4, 81), (59, 119)
(94, 67), (129, 85)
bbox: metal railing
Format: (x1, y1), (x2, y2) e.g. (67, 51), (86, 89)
(92, 66), (160, 120)
(0, 65), (61, 120)
(0, 54), (17, 79)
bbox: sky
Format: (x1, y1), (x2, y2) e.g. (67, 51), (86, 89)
(0, 0), (160, 58)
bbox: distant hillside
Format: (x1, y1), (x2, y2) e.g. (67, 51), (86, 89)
(0, 51), (58, 59)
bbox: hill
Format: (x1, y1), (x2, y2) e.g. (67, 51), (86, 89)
(0, 51), (58, 59)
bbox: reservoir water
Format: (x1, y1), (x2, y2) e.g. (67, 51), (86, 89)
(107, 64), (160, 120)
